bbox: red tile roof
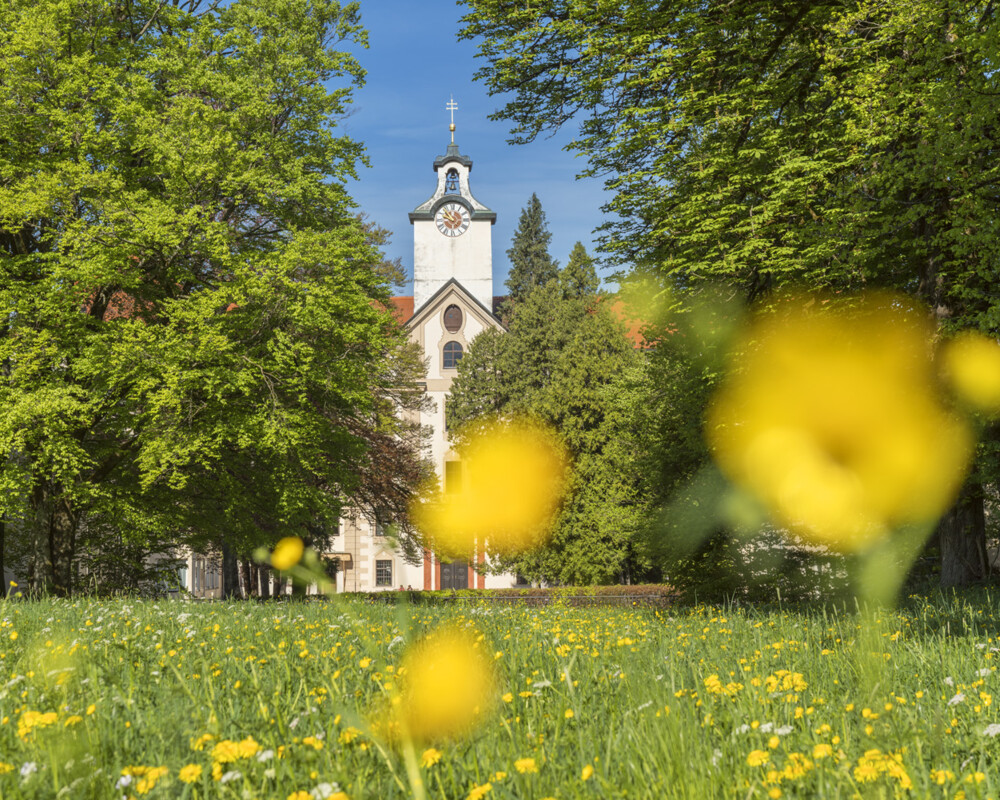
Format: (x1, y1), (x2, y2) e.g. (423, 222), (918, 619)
(388, 296), (414, 323)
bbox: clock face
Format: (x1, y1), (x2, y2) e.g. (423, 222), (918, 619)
(435, 203), (471, 237)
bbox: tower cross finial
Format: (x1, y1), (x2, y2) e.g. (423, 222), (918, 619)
(446, 96), (458, 143)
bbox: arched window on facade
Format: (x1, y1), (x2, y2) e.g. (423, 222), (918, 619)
(443, 341), (464, 369)
(445, 169), (460, 193)
(443, 304), (463, 333)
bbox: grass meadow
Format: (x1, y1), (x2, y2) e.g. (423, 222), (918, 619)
(1, 593), (1000, 799)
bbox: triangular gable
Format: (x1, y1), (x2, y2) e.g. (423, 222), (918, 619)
(404, 278), (506, 333)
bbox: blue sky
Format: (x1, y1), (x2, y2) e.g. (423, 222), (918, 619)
(341, 0), (611, 295)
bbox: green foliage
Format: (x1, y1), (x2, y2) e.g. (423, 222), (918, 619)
(503, 193), (559, 310)
(460, 0), (1000, 587)
(560, 241), (599, 299)
(450, 245), (646, 585)
(0, 0), (425, 594)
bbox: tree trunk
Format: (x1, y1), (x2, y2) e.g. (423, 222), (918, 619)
(939, 482), (987, 588)
(239, 558), (252, 599)
(42, 489), (78, 597)
(221, 543), (240, 599)
(258, 564), (271, 599)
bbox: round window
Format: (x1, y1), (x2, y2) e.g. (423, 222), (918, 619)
(443, 304), (463, 333)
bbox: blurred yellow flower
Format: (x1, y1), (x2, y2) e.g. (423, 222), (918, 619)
(581, 764), (594, 781)
(943, 331), (1000, 415)
(391, 625), (496, 743)
(466, 783), (492, 800)
(179, 764), (202, 783)
(288, 793), (311, 800)
(708, 293), (972, 552)
(421, 747), (443, 767)
(271, 537), (304, 571)
(514, 757), (538, 774)
(411, 419), (568, 558)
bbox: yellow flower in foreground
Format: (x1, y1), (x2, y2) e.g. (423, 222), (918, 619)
(0, 763), (14, 775)
(271, 536), (304, 571)
(421, 748), (443, 768)
(581, 764), (594, 781)
(708, 293), (972, 552)
(466, 783), (492, 800)
(411, 419), (568, 557)
(514, 757), (538, 774)
(288, 793), (312, 800)
(179, 764), (202, 783)
(392, 625), (496, 743)
(943, 331), (1000, 415)
(747, 749), (770, 767)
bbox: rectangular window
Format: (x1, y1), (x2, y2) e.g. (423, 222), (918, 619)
(375, 508), (390, 537)
(375, 559), (393, 588)
(445, 460), (462, 494)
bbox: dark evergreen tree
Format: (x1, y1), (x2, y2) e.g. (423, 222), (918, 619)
(503, 194), (559, 311)
(449, 248), (647, 584)
(560, 242), (599, 299)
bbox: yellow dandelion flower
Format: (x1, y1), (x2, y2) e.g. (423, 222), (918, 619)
(271, 536), (304, 571)
(943, 331), (1000, 415)
(288, 793), (312, 800)
(514, 757), (538, 774)
(812, 743), (833, 760)
(390, 625), (496, 743)
(179, 764), (202, 783)
(466, 783), (492, 800)
(768, 736), (780, 750)
(708, 293), (972, 552)
(502, 693), (514, 703)
(564, 709), (574, 719)
(747, 750), (770, 767)
(237, 736), (259, 759)
(0, 763), (14, 775)
(581, 764), (594, 781)
(211, 739), (240, 764)
(491, 771), (507, 781)
(410, 419), (568, 558)
(421, 748), (443, 768)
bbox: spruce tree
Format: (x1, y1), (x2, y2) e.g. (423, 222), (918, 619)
(560, 242), (599, 299)
(503, 194), (558, 310)
(448, 246), (644, 584)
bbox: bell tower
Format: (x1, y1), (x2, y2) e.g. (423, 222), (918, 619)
(409, 100), (496, 312)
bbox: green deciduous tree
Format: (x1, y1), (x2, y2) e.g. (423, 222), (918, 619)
(460, 0), (1000, 587)
(0, 0), (426, 595)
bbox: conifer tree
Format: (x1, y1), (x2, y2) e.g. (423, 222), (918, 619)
(449, 246), (646, 584)
(560, 242), (599, 299)
(503, 194), (558, 310)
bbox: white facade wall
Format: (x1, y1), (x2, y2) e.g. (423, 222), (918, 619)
(413, 222), (493, 312)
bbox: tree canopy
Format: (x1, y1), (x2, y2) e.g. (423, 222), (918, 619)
(449, 241), (645, 584)
(460, 0), (1000, 586)
(503, 193), (559, 311)
(0, 0), (425, 594)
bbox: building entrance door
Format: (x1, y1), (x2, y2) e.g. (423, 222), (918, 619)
(440, 560), (468, 590)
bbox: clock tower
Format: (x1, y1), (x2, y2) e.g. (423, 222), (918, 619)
(409, 113), (496, 312)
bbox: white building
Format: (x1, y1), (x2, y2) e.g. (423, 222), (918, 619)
(331, 129), (521, 592)
(176, 126), (522, 597)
